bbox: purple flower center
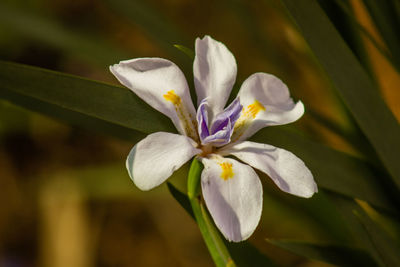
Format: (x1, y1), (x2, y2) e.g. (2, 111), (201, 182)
(196, 98), (242, 147)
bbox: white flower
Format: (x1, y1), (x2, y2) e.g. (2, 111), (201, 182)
(110, 35), (317, 242)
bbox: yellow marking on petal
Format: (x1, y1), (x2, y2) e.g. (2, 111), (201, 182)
(163, 90), (181, 105)
(220, 162), (234, 180)
(231, 99), (266, 142)
(245, 100), (265, 118)
(163, 90), (199, 142)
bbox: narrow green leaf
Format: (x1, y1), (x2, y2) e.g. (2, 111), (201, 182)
(0, 60), (175, 136)
(332, 0), (399, 73)
(318, 0), (373, 75)
(327, 192), (385, 266)
(167, 182), (275, 267)
(0, 61), (395, 212)
(355, 209), (400, 266)
(362, 0), (400, 69)
(267, 239), (379, 267)
(280, 0), (400, 190)
(253, 127), (395, 213)
(174, 44), (195, 60)
(0, 2), (129, 66)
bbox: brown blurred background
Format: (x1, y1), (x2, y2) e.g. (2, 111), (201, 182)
(0, 0), (399, 266)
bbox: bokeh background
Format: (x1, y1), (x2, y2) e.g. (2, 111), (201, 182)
(0, 0), (399, 266)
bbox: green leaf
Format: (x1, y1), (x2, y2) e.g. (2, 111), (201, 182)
(326, 193), (383, 265)
(253, 127), (395, 213)
(318, 0), (372, 75)
(167, 181), (275, 267)
(267, 239), (379, 267)
(0, 60), (175, 137)
(174, 44), (195, 60)
(0, 60), (396, 212)
(280, 0), (400, 190)
(0, 2), (129, 66)
(331, 0), (398, 73)
(355, 209), (400, 266)
(362, 0), (400, 70)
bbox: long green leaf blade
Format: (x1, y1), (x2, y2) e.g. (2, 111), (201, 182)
(267, 239), (379, 267)
(0, 60), (175, 135)
(280, 0), (400, 189)
(0, 2), (129, 66)
(362, 0), (400, 70)
(355, 209), (400, 266)
(253, 127), (395, 213)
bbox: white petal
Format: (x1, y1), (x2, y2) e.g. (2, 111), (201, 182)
(110, 58), (198, 139)
(221, 141), (317, 198)
(126, 132), (201, 191)
(193, 36), (237, 117)
(234, 73), (304, 141)
(200, 156), (262, 242)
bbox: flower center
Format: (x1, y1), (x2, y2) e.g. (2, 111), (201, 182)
(196, 98), (242, 147)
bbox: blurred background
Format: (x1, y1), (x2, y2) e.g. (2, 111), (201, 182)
(0, 0), (399, 266)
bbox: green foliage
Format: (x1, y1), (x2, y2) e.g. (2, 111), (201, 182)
(1, 0), (400, 265)
(280, 0), (400, 191)
(267, 239), (379, 267)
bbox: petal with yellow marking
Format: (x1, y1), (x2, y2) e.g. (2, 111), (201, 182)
(234, 72), (304, 141)
(110, 58), (198, 139)
(219, 141), (317, 198)
(200, 156), (262, 242)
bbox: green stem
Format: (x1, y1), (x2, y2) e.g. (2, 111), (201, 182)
(187, 158), (236, 267)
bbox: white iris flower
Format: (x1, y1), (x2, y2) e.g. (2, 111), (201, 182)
(110, 35), (317, 242)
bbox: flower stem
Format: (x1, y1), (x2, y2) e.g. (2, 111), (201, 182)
(187, 158), (236, 267)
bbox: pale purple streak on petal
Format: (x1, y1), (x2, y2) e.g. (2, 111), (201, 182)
(197, 98), (242, 146)
(210, 98), (242, 134)
(202, 119), (232, 146)
(197, 99), (210, 142)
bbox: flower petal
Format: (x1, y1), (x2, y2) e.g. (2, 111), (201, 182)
(220, 141), (317, 198)
(196, 98), (210, 141)
(210, 98), (242, 134)
(110, 58), (198, 140)
(193, 36), (237, 116)
(200, 156), (263, 242)
(232, 73), (304, 141)
(126, 132), (201, 191)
